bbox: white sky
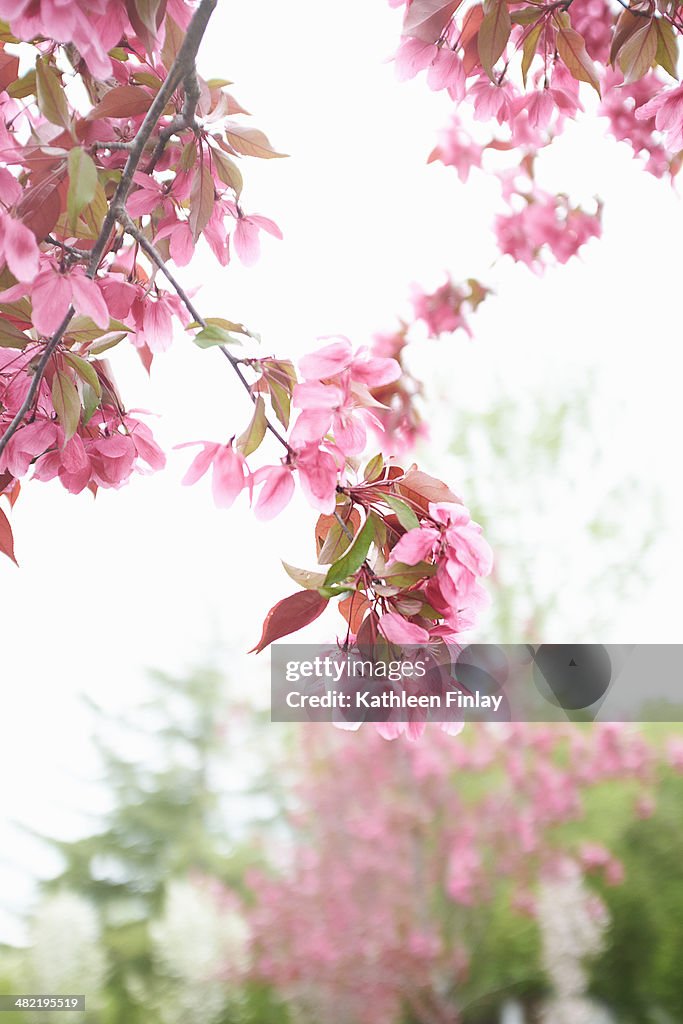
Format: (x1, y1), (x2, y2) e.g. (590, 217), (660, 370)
(1, 0), (683, 943)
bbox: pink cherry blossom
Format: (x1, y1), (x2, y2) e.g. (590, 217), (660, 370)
(232, 212), (283, 266)
(0, 210), (39, 282)
(179, 440), (248, 509)
(294, 444), (337, 513)
(252, 465), (295, 520)
(635, 82), (683, 152)
(379, 611), (430, 645)
(0, 264), (109, 336)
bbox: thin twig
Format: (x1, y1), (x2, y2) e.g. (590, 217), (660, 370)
(0, 308), (75, 457)
(120, 214), (294, 455)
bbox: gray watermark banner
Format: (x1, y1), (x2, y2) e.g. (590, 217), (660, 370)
(270, 645), (683, 723)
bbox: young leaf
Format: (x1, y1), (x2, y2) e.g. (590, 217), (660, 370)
(0, 49), (19, 93)
(236, 395), (267, 456)
(363, 453), (384, 482)
(0, 319), (29, 349)
(87, 85), (153, 120)
(522, 23), (542, 87)
(224, 123), (288, 159)
(402, 0), (462, 43)
(317, 505), (361, 565)
(618, 20), (657, 84)
(0, 506), (18, 565)
(192, 323), (243, 349)
(211, 147), (244, 196)
(384, 493), (420, 531)
(655, 19), (678, 79)
(64, 352), (102, 399)
(396, 468), (462, 516)
(282, 562), (328, 590)
(51, 370), (81, 442)
(556, 19), (601, 94)
(67, 148), (98, 232)
(478, 0), (511, 81)
(36, 58), (69, 127)
(189, 160), (215, 241)
(250, 590), (328, 653)
(324, 514), (375, 587)
(339, 591), (371, 634)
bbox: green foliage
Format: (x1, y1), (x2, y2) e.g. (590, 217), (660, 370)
(589, 769), (683, 1022)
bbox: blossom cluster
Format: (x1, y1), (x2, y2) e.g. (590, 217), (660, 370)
(247, 722), (662, 1022)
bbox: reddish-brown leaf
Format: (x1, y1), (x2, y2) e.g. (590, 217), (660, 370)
(250, 590), (329, 654)
(0, 49), (19, 93)
(478, 0), (511, 81)
(189, 160), (215, 241)
(224, 122), (288, 159)
(0, 507), (18, 565)
(556, 17), (601, 94)
(396, 468), (462, 516)
(402, 0), (462, 43)
(16, 174), (66, 242)
(87, 85), (153, 120)
(339, 592), (371, 635)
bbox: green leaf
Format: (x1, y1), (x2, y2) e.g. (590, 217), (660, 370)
(36, 58), (69, 128)
(282, 562), (328, 590)
(51, 370), (81, 442)
(0, 319), (29, 349)
(81, 382), (100, 425)
(192, 324), (244, 349)
(324, 514), (375, 587)
(66, 316), (131, 344)
(363, 453), (384, 482)
(236, 396), (267, 456)
(88, 332), (128, 355)
(478, 0), (511, 81)
(383, 560), (436, 588)
(384, 493), (420, 531)
(67, 148), (98, 233)
(655, 19), (678, 79)
(522, 23), (542, 87)
(64, 352), (101, 399)
(210, 147), (243, 196)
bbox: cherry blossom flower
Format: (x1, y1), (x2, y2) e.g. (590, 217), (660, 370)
(0, 210), (39, 282)
(180, 441), (248, 509)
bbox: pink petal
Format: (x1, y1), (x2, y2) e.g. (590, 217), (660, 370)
(254, 465), (295, 520)
(350, 353), (401, 386)
(296, 446), (337, 513)
(299, 338), (353, 380)
(247, 214), (283, 239)
(142, 299), (173, 353)
(70, 275), (109, 328)
(1, 213), (39, 282)
(379, 611), (430, 645)
(233, 218), (261, 266)
(31, 270), (72, 335)
(180, 442), (220, 486)
(389, 526), (438, 565)
(169, 222), (195, 267)
(211, 446), (246, 509)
